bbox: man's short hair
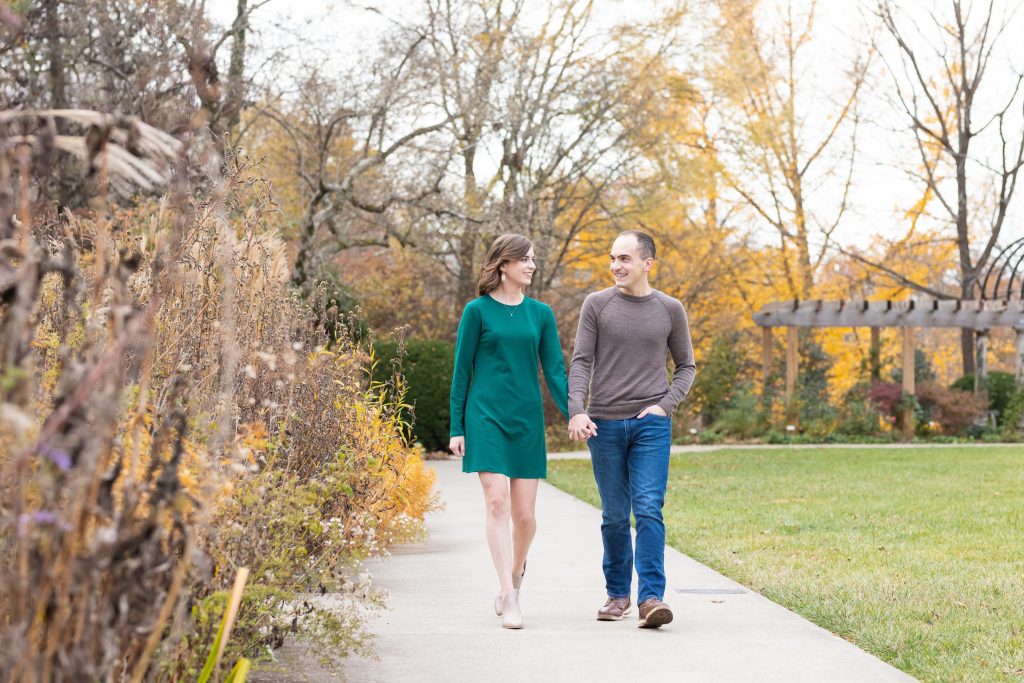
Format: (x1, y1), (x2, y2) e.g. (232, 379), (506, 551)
(618, 230), (656, 260)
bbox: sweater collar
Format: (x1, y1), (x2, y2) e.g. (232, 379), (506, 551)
(614, 288), (657, 302)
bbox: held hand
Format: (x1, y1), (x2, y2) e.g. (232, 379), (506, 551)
(567, 415), (582, 441)
(568, 413), (597, 441)
(449, 436), (465, 457)
(637, 405), (668, 419)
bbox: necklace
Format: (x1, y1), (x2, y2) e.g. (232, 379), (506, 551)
(490, 293), (524, 317)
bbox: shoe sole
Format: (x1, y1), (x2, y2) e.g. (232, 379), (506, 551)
(596, 607), (632, 621)
(637, 606), (673, 629)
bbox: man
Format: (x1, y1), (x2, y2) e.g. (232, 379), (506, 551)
(568, 230), (696, 629)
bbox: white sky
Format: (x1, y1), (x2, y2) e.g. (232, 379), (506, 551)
(209, 0), (1024, 257)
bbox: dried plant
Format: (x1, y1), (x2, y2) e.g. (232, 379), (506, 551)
(0, 108), (437, 681)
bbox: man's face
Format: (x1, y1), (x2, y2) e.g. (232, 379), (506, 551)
(609, 235), (651, 290)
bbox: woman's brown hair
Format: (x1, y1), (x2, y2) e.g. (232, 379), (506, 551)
(477, 233), (533, 296)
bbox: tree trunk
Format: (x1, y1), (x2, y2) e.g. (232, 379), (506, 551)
(221, 0), (249, 142)
(959, 275), (976, 375)
(291, 191), (326, 294)
(793, 190), (813, 298)
(455, 231), (478, 308)
(43, 0), (67, 110)
(456, 138), (481, 308)
(960, 327), (975, 376)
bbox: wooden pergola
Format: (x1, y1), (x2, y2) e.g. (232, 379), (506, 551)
(752, 239), (1024, 434)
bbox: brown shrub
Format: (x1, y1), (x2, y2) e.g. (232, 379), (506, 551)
(916, 382), (988, 435)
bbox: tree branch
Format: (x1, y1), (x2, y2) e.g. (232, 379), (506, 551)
(834, 244), (954, 300)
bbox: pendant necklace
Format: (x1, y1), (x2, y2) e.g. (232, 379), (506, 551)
(494, 293), (523, 317)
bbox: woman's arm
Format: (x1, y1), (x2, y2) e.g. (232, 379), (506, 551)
(449, 302), (481, 439)
(539, 305), (570, 419)
(568, 295), (598, 417)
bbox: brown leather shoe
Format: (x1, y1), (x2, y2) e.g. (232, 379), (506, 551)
(637, 598), (673, 628)
(597, 596), (631, 621)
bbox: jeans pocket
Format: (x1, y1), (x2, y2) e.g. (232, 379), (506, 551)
(645, 414), (672, 432)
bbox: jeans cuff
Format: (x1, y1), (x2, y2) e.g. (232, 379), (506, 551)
(608, 592), (630, 599)
(638, 594), (662, 604)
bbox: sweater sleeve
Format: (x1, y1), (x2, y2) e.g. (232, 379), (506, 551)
(567, 295), (599, 417)
(449, 302), (481, 437)
(656, 302), (697, 415)
(539, 305), (570, 419)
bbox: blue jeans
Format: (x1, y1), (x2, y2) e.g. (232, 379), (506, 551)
(587, 415), (672, 604)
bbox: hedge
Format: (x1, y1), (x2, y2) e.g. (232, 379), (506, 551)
(373, 340), (454, 452)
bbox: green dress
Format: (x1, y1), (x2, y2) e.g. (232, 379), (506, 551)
(449, 295), (569, 479)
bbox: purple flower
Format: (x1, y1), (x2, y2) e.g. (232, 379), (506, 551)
(16, 511), (61, 538)
(33, 511), (58, 524)
(38, 445), (73, 471)
(17, 513), (29, 538)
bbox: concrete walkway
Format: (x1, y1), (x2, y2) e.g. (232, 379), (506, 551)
(330, 459), (916, 683)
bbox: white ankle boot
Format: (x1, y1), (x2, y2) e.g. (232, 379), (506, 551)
(501, 589), (523, 629)
(495, 562), (526, 616)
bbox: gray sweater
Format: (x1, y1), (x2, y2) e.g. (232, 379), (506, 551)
(568, 287), (696, 419)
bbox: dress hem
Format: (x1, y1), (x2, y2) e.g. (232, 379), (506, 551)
(462, 466), (547, 480)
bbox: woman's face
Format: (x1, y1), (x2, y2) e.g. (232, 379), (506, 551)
(501, 248), (536, 288)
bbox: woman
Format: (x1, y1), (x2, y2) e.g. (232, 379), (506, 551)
(448, 234), (569, 629)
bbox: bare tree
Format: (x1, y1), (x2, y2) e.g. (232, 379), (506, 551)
(176, 0), (276, 150)
(419, 0), (684, 307)
(868, 0), (1024, 373)
(256, 0), (684, 312)
(419, 0), (520, 305)
(248, 38), (455, 294)
(712, 0), (868, 299)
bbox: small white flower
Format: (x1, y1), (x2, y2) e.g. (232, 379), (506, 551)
(94, 526), (117, 546)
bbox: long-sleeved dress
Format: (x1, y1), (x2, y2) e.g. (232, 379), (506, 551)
(449, 295), (569, 479)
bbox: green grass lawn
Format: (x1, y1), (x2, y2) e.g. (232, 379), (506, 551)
(548, 447), (1024, 683)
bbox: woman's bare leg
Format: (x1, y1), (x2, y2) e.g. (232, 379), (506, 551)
(509, 478), (539, 577)
(479, 472), (514, 594)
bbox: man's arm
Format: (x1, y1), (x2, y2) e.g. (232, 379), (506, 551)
(656, 301), (696, 416)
